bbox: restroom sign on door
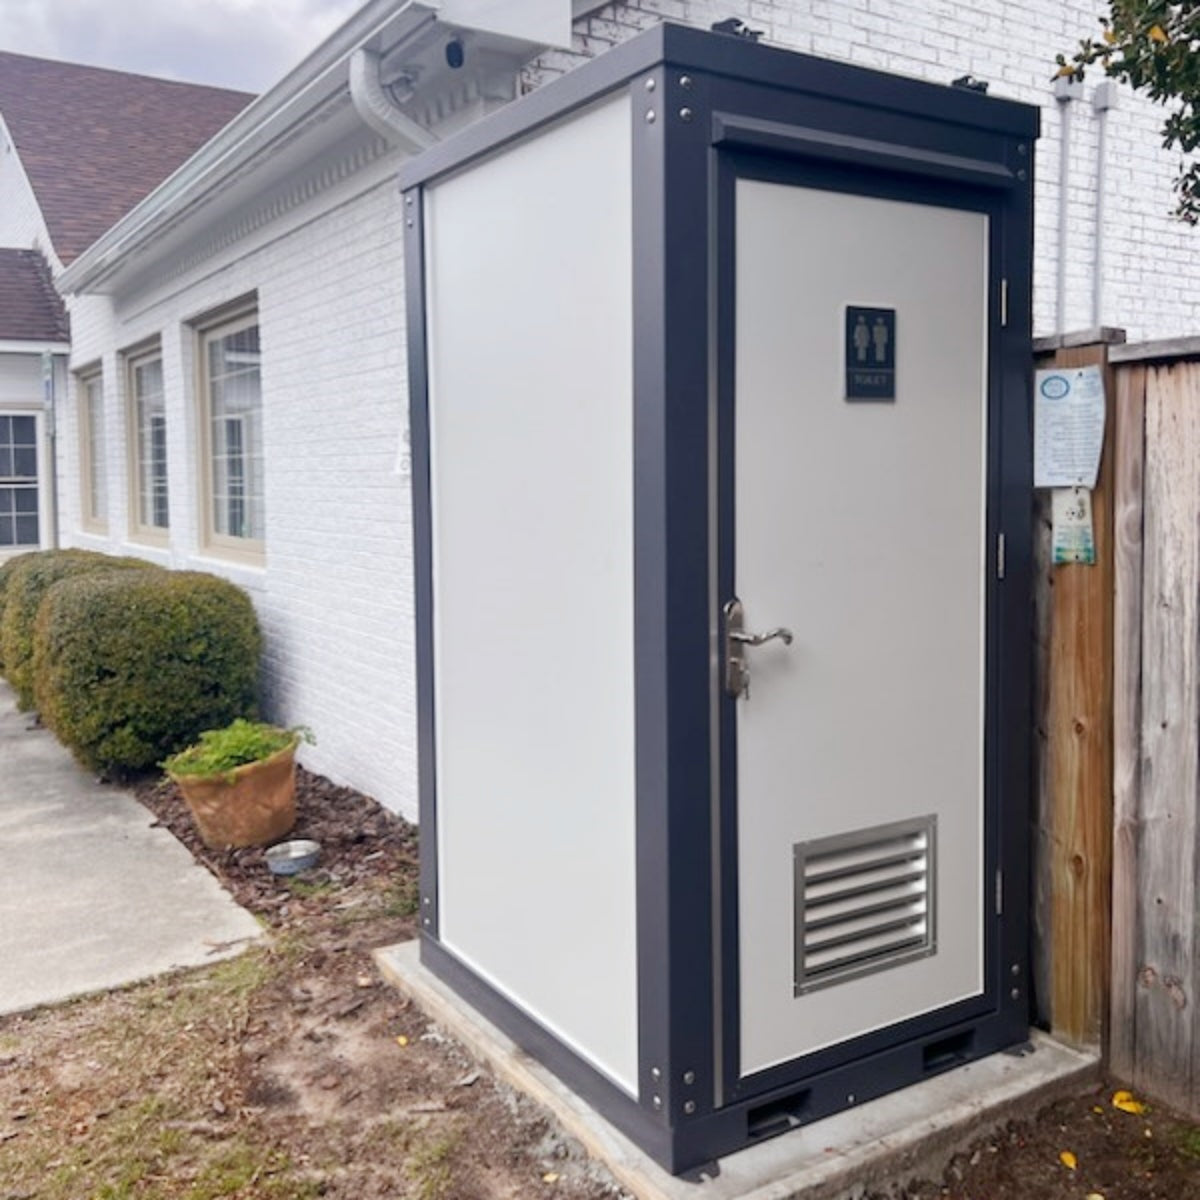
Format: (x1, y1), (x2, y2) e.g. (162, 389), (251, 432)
(845, 306), (896, 401)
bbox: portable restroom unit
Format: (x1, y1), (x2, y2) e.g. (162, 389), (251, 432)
(402, 23), (1038, 1173)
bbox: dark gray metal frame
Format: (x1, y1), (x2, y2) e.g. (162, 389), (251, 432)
(402, 22), (1038, 1175)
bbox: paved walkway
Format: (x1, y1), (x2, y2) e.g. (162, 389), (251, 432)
(0, 682), (263, 1016)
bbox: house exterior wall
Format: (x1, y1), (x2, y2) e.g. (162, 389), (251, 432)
(63, 169), (417, 815)
(527, 1), (1198, 341)
(0, 116), (56, 263)
(53, 1), (1200, 820)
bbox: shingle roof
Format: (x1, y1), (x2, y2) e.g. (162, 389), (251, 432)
(0, 50), (254, 265)
(0, 248), (69, 342)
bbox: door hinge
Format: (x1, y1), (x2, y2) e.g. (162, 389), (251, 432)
(1001, 279), (1009, 327)
(996, 869), (1004, 916)
(997, 532), (1006, 580)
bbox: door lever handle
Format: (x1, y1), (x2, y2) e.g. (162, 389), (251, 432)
(730, 627), (794, 647)
(723, 598), (793, 699)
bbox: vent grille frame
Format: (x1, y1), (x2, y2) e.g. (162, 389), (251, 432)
(793, 815), (937, 996)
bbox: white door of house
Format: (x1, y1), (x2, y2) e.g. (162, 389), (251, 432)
(0, 412), (42, 559)
(728, 177), (991, 1081)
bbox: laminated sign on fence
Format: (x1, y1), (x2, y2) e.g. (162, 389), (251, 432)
(1035, 365), (1107, 566)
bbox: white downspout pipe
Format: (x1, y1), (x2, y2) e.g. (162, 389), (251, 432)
(1053, 75), (1082, 333)
(1091, 81), (1118, 328)
(40, 351), (62, 550)
(349, 48), (438, 152)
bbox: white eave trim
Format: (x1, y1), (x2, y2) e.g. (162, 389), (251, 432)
(0, 340), (70, 355)
(57, 0), (441, 295)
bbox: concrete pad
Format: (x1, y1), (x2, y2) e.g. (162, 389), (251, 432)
(0, 682), (263, 1016)
(376, 940), (1101, 1200)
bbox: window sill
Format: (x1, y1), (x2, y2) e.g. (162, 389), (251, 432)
(117, 541), (172, 568)
(184, 551), (266, 593)
(196, 536), (265, 568)
(128, 527), (170, 549)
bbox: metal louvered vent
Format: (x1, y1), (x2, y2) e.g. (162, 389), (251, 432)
(793, 815), (937, 995)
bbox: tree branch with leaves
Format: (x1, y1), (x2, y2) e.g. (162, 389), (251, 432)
(1056, 1), (1200, 221)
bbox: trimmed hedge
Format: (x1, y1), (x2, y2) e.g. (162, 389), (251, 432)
(0, 550), (152, 707)
(33, 569), (262, 777)
(0, 550), (42, 673)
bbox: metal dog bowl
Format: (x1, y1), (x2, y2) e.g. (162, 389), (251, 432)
(264, 839), (322, 875)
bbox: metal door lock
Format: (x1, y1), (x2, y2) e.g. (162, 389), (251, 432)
(724, 598), (793, 699)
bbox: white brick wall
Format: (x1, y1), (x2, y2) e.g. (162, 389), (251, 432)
(528, 1), (1199, 341)
(63, 171), (417, 816)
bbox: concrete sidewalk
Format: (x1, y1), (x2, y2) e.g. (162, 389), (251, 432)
(0, 682), (263, 1016)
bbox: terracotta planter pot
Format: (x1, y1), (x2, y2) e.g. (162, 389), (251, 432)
(171, 742), (298, 849)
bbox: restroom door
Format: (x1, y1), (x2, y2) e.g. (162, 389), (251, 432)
(722, 173), (993, 1082)
(0, 413), (41, 557)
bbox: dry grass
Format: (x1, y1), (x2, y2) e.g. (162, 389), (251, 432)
(0, 943), (321, 1200)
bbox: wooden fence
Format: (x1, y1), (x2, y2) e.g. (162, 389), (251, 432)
(1109, 339), (1200, 1113)
(1035, 332), (1200, 1118)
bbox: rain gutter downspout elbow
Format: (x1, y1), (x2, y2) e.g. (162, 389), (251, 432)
(349, 48), (438, 153)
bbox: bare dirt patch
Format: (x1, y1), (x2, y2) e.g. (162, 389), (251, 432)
(866, 1086), (1200, 1199)
(3, 769), (1199, 1199)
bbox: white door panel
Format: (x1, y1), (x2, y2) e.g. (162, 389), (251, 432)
(733, 180), (989, 1078)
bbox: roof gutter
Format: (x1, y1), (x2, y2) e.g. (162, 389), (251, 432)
(57, 0), (439, 295)
(0, 339), (71, 354)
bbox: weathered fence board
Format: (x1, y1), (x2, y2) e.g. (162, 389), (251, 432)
(1109, 364), (1146, 1082)
(1131, 363), (1200, 1111)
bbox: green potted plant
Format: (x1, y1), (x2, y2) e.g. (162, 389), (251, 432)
(163, 719), (313, 849)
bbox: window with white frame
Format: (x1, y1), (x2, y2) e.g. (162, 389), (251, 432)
(78, 368), (107, 532)
(127, 345), (168, 538)
(199, 306), (263, 554)
(0, 414), (39, 549)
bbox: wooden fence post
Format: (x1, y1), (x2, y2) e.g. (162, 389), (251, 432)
(1032, 334), (1120, 1047)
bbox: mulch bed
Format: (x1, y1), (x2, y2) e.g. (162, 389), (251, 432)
(134, 766), (419, 933)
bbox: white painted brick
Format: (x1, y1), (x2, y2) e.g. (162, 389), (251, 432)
(43, 0), (1200, 825)
(62, 175), (418, 818)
